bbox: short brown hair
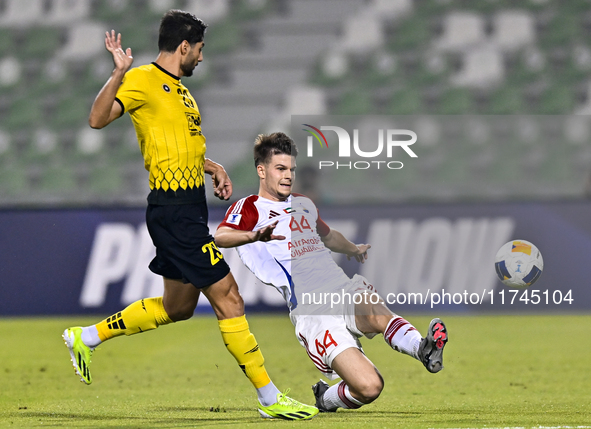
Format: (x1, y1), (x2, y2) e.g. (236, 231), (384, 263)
(253, 132), (298, 166)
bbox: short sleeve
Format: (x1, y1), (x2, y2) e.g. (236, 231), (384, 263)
(218, 196), (259, 231)
(115, 68), (147, 114)
(316, 210), (330, 237)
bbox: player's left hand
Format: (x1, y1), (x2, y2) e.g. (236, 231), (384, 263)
(104, 30), (133, 73)
(211, 168), (233, 200)
(347, 244), (371, 264)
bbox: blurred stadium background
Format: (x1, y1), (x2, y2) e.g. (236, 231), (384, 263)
(0, 0), (590, 207)
(3, 0), (591, 316)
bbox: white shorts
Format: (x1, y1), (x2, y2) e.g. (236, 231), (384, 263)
(290, 275), (380, 380)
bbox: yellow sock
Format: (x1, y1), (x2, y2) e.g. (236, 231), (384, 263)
(96, 297), (173, 341)
(218, 315), (271, 389)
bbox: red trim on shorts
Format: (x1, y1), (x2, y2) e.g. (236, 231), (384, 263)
(299, 333), (333, 374)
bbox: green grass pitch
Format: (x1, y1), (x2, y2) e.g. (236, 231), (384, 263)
(0, 314), (590, 428)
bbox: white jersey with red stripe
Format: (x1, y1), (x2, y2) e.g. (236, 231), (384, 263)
(218, 193), (350, 312)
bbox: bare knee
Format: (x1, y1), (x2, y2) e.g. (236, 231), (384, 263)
(331, 348), (385, 405)
(350, 372), (384, 404)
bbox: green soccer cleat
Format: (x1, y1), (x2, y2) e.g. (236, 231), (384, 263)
(62, 327), (94, 385)
(258, 389), (319, 420)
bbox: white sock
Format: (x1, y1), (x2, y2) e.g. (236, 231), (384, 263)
(81, 325), (101, 349)
(322, 381), (363, 410)
(257, 380), (281, 407)
(384, 316), (422, 359)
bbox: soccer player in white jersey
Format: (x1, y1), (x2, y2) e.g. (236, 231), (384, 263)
(215, 132), (448, 412)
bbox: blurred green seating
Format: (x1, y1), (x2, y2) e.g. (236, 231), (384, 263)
(536, 85), (576, 114)
(22, 27), (66, 59)
(0, 145), (28, 197)
(538, 144), (580, 192)
(407, 53), (450, 87)
(454, 0), (513, 14)
(0, 165), (28, 197)
(88, 161), (125, 195)
(92, 0), (155, 23)
(40, 161), (77, 194)
(362, 51), (400, 88)
(539, 13), (582, 48)
(116, 20), (159, 54)
(385, 88), (423, 115)
(437, 88), (474, 114)
(0, 28), (16, 57)
(310, 53), (350, 88)
(2, 0), (589, 206)
(333, 88), (373, 115)
(5, 97), (43, 132)
(560, 0), (591, 15)
(52, 94), (94, 129)
(204, 18), (242, 55)
(487, 85), (525, 114)
(230, 0), (272, 21)
(386, 15), (431, 53)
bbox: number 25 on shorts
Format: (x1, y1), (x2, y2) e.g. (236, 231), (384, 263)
(202, 241), (224, 266)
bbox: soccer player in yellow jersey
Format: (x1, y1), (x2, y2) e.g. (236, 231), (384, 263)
(62, 10), (317, 420)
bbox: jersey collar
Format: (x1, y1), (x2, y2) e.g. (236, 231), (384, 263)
(151, 62), (180, 82)
(257, 194), (292, 204)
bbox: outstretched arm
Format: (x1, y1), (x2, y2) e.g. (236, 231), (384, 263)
(215, 222), (285, 248)
(321, 228), (371, 263)
(89, 30), (133, 129)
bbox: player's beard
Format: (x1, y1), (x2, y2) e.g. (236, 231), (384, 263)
(180, 59), (195, 77)
(180, 51), (198, 77)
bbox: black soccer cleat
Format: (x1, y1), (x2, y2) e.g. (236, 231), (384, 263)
(311, 380), (336, 413)
(418, 318), (448, 373)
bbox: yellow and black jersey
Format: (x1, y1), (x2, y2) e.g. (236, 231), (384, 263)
(116, 62), (206, 205)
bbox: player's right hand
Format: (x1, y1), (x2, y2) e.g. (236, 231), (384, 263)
(105, 30), (133, 72)
(254, 221), (285, 243)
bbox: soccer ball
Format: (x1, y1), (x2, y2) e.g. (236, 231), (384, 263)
(494, 240), (543, 289)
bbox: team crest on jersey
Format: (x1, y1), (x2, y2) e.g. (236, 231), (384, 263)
(185, 112), (202, 136)
(162, 84), (171, 93)
(227, 214), (242, 225)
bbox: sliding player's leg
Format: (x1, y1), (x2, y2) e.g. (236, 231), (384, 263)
(313, 347), (384, 412)
(63, 277), (198, 384)
(355, 298), (448, 373)
(312, 299), (448, 412)
(203, 272), (318, 420)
